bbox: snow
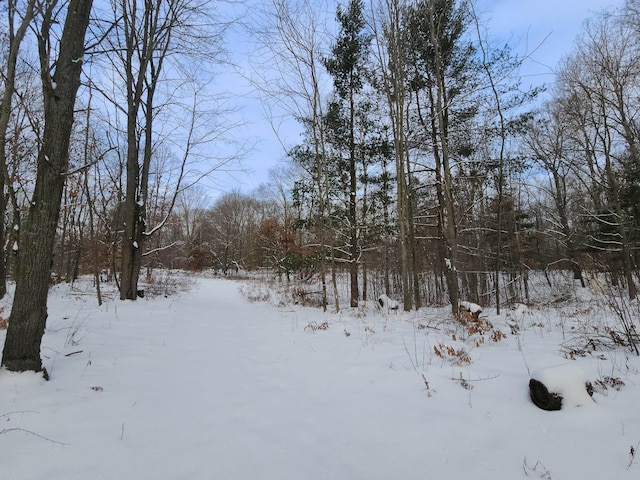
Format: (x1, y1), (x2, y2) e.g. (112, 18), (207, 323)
(1, 274), (640, 479)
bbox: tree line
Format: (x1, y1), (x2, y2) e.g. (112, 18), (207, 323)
(237, 0), (640, 315)
(1, 0), (639, 374)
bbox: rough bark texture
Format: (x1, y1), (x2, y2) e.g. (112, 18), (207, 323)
(119, 197), (144, 300)
(2, 0), (93, 373)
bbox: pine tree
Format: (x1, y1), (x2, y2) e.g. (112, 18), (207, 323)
(323, 0), (372, 307)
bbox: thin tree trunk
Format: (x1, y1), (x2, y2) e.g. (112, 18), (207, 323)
(0, 0), (37, 299)
(382, 1), (411, 310)
(428, 6), (459, 315)
(82, 83), (103, 306)
(348, 85), (359, 307)
(599, 102), (637, 299)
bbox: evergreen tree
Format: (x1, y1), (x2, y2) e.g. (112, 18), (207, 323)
(323, 0), (372, 307)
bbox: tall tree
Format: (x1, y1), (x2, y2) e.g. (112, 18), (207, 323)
(524, 101), (586, 288)
(371, 0), (413, 310)
(99, 0), (222, 300)
(406, 0), (475, 314)
(2, 0), (94, 374)
(110, 0), (180, 299)
(323, 0), (371, 307)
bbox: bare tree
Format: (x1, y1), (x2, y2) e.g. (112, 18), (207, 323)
(94, 0), (227, 299)
(524, 101), (586, 288)
(175, 186), (209, 252)
(205, 191), (262, 272)
(558, 11), (640, 298)
(0, 0), (36, 298)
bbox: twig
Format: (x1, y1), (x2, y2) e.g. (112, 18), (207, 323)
(0, 410), (39, 420)
(420, 373), (433, 397)
(0, 427), (68, 447)
(523, 457), (552, 479)
(65, 350), (84, 357)
(461, 373), (501, 382)
(402, 336), (417, 370)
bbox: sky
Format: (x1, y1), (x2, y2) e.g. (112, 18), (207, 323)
(212, 0), (624, 200)
(479, 0), (623, 81)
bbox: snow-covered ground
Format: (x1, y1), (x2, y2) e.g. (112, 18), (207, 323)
(1, 273), (639, 479)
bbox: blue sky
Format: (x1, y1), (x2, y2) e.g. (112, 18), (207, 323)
(480, 0), (623, 83)
(212, 0), (624, 200)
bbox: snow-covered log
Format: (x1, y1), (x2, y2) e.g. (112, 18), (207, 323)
(460, 301), (482, 314)
(377, 294), (399, 312)
(458, 300), (482, 321)
(529, 364), (594, 411)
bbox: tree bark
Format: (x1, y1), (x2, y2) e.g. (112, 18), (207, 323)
(2, 0), (93, 373)
(349, 89), (359, 307)
(375, 0), (412, 310)
(428, 4), (460, 314)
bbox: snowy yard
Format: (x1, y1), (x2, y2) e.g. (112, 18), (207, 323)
(1, 274), (639, 479)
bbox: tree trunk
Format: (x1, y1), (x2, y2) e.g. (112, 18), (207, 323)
(0, 163), (6, 299)
(349, 90), (359, 308)
(429, 8), (459, 315)
(120, 196), (143, 300)
(373, 0), (412, 311)
(2, 0), (93, 373)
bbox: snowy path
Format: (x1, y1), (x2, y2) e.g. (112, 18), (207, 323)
(1, 277), (640, 479)
(0, 279), (431, 479)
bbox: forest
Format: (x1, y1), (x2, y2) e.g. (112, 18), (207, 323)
(1, 0), (639, 372)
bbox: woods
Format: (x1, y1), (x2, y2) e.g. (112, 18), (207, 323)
(1, 0), (640, 372)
